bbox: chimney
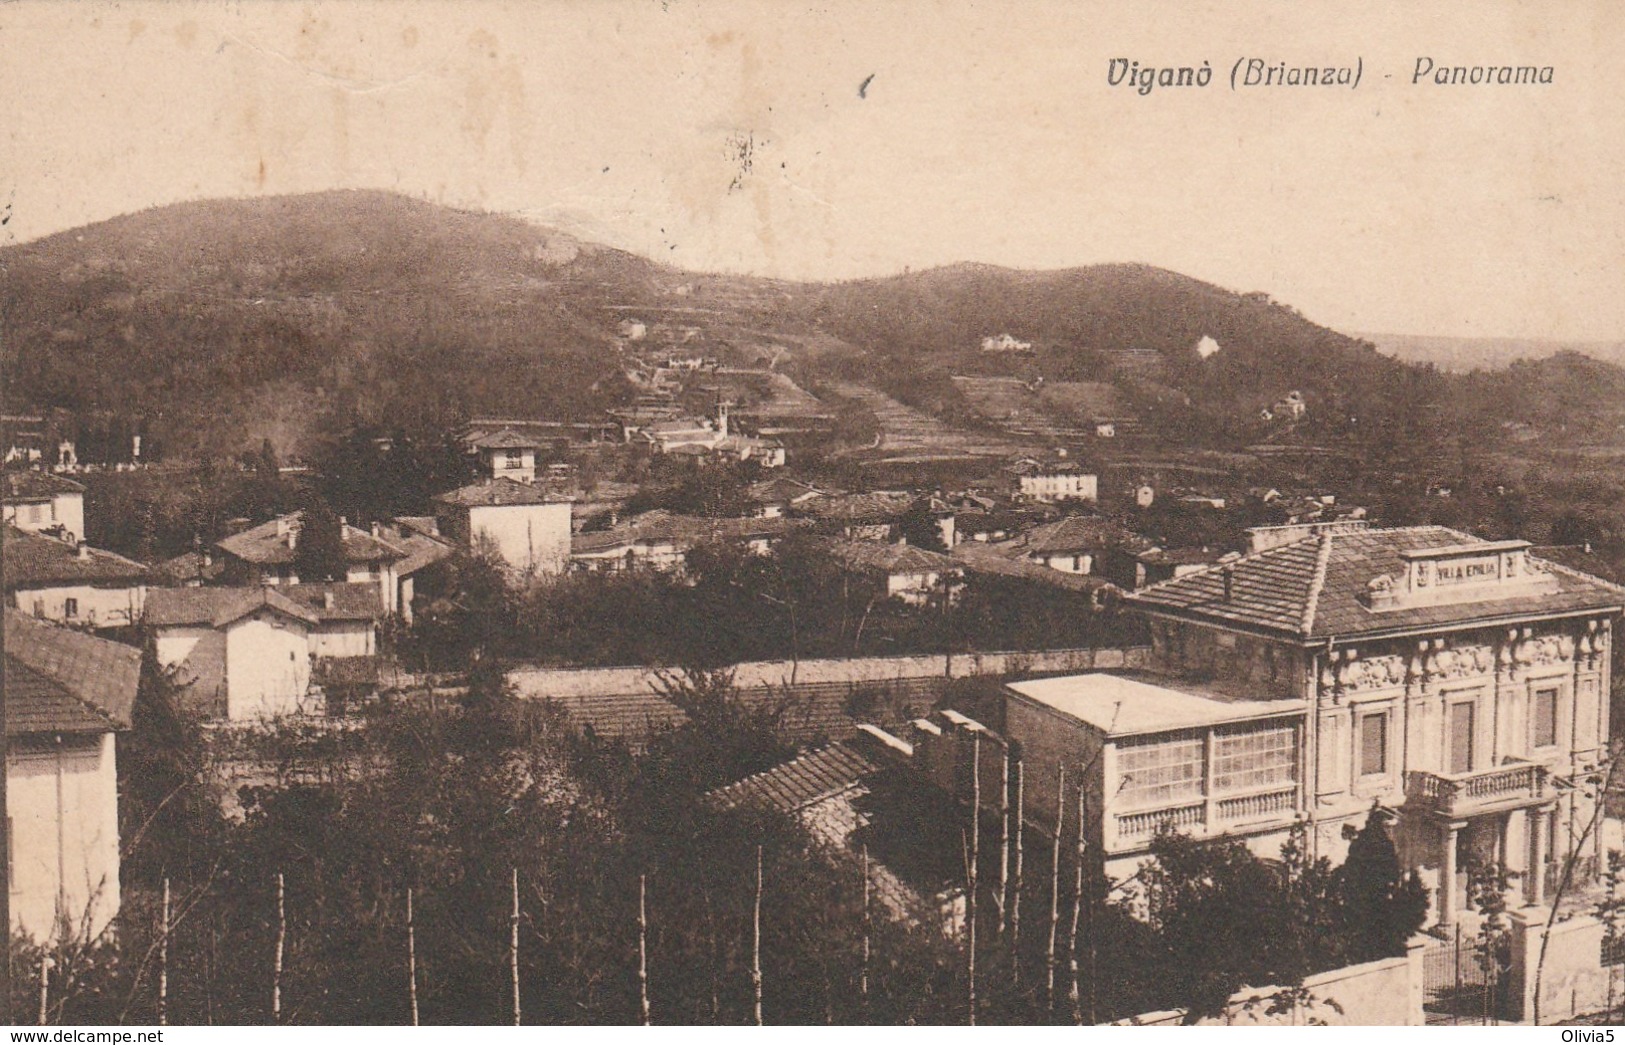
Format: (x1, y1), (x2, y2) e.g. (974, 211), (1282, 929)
(1221, 564), (1235, 602)
(323, 590), (335, 610)
(202, 550), (212, 568)
(76, 541), (90, 562)
(371, 521), (382, 539)
(286, 529), (297, 550)
(340, 516), (347, 529)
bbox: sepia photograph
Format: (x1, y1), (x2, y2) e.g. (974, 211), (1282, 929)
(2, 0), (1623, 1029)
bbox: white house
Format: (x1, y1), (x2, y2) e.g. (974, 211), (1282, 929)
(826, 540), (964, 607)
(3, 526), (148, 629)
(4, 610), (139, 943)
(465, 428), (541, 483)
(3, 471), (86, 543)
(980, 333), (1034, 353)
(569, 511), (798, 572)
(144, 587), (320, 721)
(434, 479), (573, 575)
(1003, 457), (1098, 503)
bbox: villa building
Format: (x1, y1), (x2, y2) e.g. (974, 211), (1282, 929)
(1005, 523), (1622, 926)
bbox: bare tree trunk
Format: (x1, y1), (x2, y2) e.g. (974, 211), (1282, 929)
(753, 847), (764, 1027)
(37, 954), (48, 1025)
(1011, 760), (1024, 990)
(510, 869), (521, 1026)
(968, 733), (980, 1026)
(273, 872), (285, 1024)
(407, 888), (419, 1027)
(158, 878), (170, 1026)
(997, 745), (1010, 936)
(1047, 765), (1064, 1016)
(1535, 749), (1623, 1025)
(860, 845), (870, 1008)
(638, 875), (650, 1026)
(1067, 783), (1085, 1025)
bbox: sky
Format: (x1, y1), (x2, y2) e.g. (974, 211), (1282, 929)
(3, 0), (1622, 341)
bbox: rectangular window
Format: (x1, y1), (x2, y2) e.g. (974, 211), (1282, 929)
(63, 597), (78, 618)
(1359, 712), (1388, 777)
(1533, 687), (1559, 749)
(504, 450), (523, 467)
(1214, 724), (1297, 792)
(1117, 733), (1205, 808)
(1448, 701), (1475, 775)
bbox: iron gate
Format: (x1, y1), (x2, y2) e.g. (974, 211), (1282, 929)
(1422, 924), (1507, 1025)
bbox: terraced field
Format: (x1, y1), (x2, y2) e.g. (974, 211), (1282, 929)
(827, 380), (1027, 463)
(950, 376), (1132, 441)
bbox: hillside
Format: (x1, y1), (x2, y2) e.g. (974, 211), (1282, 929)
(4, 189), (1618, 465)
(1454, 351), (1625, 443)
(0, 191), (688, 459)
(793, 263), (1443, 450)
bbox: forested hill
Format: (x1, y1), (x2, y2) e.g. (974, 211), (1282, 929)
(4, 189), (1617, 462)
(0, 191), (686, 459)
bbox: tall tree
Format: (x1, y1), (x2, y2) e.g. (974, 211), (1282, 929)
(293, 494), (349, 584)
(1339, 812), (1429, 963)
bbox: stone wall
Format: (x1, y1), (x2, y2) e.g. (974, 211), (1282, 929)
(508, 646), (1152, 702)
(1116, 940), (1426, 1026)
(1507, 907), (1616, 1024)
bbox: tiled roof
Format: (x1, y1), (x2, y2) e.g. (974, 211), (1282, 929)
(434, 479), (565, 508)
(5, 657), (119, 735)
(153, 551), (227, 586)
(1531, 546), (1625, 586)
(570, 511), (802, 555)
(544, 691), (689, 743)
(375, 523), (456, 576)
(1127, 526), (1625, 641)
(394, 516), (441, 537)
(950, 541), (1115, 593)
(2, 527), (149, 588)
(1140, 546), (1236, 567)
(2, 471), (85, 502)
(143, 586), (319, 629)
(1009, 515), (1152, 556)
(747, 477), (825, 504)
(466, 428), (540, 450)
(280, 583), (381, 622)
(796, 491), (915, 523)
(708, 742), (883, 814)
(216, 512), (406, 566)
(538, 675), (946, 748)
(827, 539), (959, 576)
(3, 610), (139, 732)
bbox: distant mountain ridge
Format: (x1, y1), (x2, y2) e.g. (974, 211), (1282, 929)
(1362, 332), (1625, 373)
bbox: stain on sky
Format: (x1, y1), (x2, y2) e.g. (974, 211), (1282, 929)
(859, 73), (875, 98)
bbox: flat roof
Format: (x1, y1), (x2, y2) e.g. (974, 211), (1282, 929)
(1005, 673), (1305, 737)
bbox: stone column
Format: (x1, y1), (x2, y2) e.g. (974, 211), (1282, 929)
(1527, 807), (1547, 907)
(1440, 821), (1461, 927)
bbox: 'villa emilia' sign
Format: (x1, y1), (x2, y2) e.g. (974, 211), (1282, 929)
(1430, 556), (1501, 586)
